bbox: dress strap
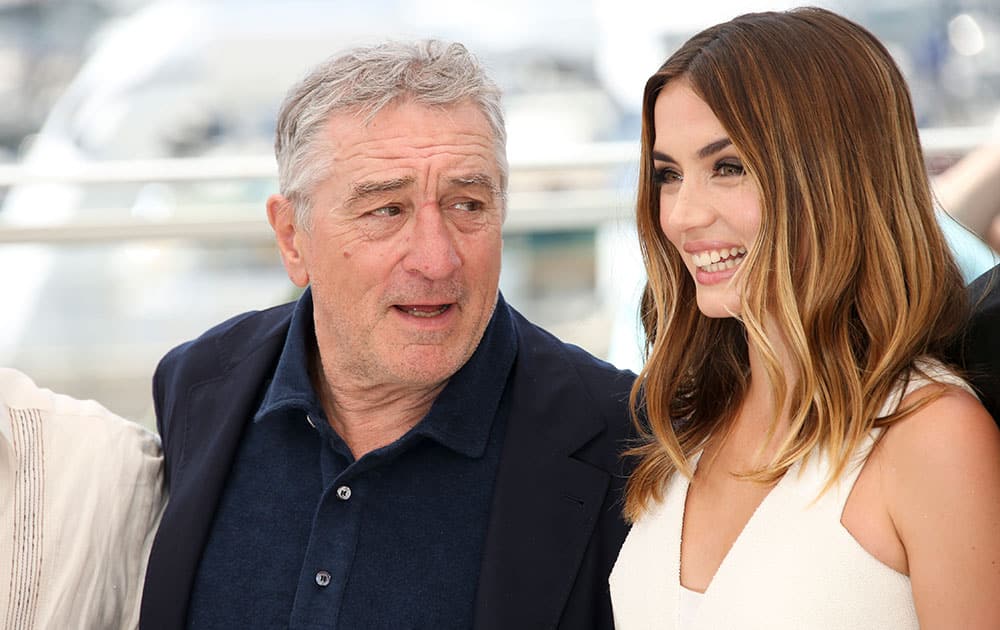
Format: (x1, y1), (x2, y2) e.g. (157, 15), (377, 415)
(881, 357), (976, 416)
(825, 358), (972, 512)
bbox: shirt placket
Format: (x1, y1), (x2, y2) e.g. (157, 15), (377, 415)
(288, 417), (371, 630)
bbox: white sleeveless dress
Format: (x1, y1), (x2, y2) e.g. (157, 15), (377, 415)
(609, 364), (972, 630)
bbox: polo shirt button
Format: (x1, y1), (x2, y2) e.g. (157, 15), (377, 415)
(315, 570), (332, 587)
(336, 485), (352, 500)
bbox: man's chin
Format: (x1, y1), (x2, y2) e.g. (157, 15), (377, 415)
(383, 346), (474, 387)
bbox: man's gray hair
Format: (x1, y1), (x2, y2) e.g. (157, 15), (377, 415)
(274, 39), (508, 226)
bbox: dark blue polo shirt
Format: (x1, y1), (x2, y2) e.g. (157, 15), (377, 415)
(186, 289), (517, 629)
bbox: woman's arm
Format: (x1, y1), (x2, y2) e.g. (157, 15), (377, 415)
(883, 386), (1000, 628)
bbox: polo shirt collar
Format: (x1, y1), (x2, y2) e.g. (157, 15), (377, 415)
(413, 293), (516, 458)
(254, 288), (322, 423)
(255, 288), (518, 460)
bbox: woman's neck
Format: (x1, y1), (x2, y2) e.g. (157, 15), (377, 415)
(723, 320), (799, 466)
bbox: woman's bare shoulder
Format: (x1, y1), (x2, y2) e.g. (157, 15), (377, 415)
(879, 383), (1000, 627)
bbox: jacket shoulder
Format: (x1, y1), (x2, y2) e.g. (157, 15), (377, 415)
(152, 302), (294, 440)
(156, 302), (295, 382)
(952, 264), (1000, 422)
(509, 306), (636, 443)
(511, 306), (634, 384)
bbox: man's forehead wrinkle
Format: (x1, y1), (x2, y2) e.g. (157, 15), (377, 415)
(338, 137), (495, 160)
(330, 146), (498, 184)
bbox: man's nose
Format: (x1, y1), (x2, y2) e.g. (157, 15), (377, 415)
(402, 205), (462, 280)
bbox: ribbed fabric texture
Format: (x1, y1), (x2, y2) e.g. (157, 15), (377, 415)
(4, 407), (44, 630)
(0, 369), (166, 630)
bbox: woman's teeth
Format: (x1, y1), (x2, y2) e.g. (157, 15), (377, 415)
(692, 247), (747, 272)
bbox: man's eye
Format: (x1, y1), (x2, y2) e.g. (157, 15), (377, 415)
(654, 168), (682, 185)
(716, 161), (745, 177)
(452, 200), (483, 212)
(370, 206), (401, 217)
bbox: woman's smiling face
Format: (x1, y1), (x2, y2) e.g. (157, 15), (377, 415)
(653, 79), (761, 319)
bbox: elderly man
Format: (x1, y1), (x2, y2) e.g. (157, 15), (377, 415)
(0, 368), (164, 629)
(139, 41), (634, 629)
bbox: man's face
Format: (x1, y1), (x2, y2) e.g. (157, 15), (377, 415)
(270, 99), (504, 391)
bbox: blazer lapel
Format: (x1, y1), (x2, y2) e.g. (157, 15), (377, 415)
(141, 323), (287, 629)
(473, 325), (613, 630)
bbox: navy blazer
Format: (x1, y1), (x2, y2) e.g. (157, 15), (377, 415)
(139, 300), (636, 630)
(949, 263), (1000, 423)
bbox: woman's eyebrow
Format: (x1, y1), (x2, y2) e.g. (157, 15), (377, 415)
(698, 137), (733, 159)
(651, 137), (733, 164)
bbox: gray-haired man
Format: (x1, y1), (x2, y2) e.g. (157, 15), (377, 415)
(140, 40), (634, 629)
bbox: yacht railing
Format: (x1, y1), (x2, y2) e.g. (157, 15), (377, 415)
(0, 128), (993, 244)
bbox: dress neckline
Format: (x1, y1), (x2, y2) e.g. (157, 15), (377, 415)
(677, 451), (796, 596)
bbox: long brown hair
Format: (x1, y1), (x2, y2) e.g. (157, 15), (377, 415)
(625, 7), (968, 521)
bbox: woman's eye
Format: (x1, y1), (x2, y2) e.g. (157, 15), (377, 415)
(716, 161), (745, 177)
(654, 168), (682, 185)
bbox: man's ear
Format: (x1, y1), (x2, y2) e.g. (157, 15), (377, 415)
(267, 194), (310, 288)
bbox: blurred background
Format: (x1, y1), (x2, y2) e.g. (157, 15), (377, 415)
(0, 0), (998, 427)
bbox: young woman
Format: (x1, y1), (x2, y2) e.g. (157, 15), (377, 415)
(609, 8), (1000, 629)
